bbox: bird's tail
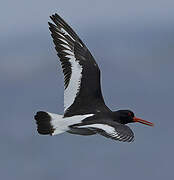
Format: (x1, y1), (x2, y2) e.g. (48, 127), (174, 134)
(34, 111), (65, 135)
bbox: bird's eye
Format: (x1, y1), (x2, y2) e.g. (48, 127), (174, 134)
(128, 112), (131, 116)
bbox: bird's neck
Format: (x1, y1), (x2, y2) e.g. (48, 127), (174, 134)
(111, 111), (122, 124)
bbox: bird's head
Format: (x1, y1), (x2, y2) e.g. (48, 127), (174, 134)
(115, 110), (154, 126)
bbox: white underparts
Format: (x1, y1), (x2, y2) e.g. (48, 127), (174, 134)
(47, 112), (93, 136)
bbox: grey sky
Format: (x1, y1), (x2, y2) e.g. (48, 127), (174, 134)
(1, 0), (174, 180)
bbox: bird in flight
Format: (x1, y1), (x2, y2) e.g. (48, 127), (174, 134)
(34, 13), (154, 142)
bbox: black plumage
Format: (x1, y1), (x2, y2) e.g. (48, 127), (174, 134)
(34, 13), (154, 143)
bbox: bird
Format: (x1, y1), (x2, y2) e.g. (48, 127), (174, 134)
(34, 13), (154, 142)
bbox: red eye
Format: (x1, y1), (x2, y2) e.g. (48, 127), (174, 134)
(128, 112), (131, 116)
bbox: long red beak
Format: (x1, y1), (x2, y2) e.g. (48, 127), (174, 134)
(133, 117), (154, 127)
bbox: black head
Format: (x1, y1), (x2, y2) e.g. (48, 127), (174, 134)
(116, 110), (135, 124)
(115, 110), (154, 126)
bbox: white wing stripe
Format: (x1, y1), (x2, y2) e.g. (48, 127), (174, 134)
(60, 27), (75, 41)
(77, 124), (130, 140)
(59, 38), (69, 45)
(61, 44), (71, 50)
(54, 26), (83, 112)
(57, 32), (66, 39)
(63, 50), (73, 56)
(64, 55), (83, 112)
(77, 124), (116, 134)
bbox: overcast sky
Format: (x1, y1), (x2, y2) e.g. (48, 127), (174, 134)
(1, 0), (174, 180)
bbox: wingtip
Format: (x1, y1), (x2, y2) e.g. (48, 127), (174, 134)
(50, 15), (54, 21)
(49, 14), (60, 26)
(48, 21), (52, 26)
(50, 13), (64, 24)
(55, 13), (60, 19)
(129, 137), (135, 143)
(48, 22), (54, 32)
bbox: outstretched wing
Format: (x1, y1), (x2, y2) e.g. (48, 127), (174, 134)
(95, 124), (134, 142)
(48, 14), (110, 117)
(74, 122), (134, 142)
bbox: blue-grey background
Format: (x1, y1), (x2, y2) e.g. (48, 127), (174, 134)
(1, 0), (174, 179)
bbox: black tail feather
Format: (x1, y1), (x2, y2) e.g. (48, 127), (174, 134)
(34, 111), (54, 135)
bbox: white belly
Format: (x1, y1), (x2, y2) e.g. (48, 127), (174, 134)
(47, 112), (94, 135)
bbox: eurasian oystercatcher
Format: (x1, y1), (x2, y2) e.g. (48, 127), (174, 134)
(34, 13), (154, 142)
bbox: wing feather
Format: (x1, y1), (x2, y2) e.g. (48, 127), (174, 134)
(48, 13), (110, 116)
(74, 123), (134, 142)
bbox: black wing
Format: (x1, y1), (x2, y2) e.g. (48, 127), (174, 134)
(73, 121), (134, 142)
(48, 14), (110, 117)
(95, 123), (135, 142)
